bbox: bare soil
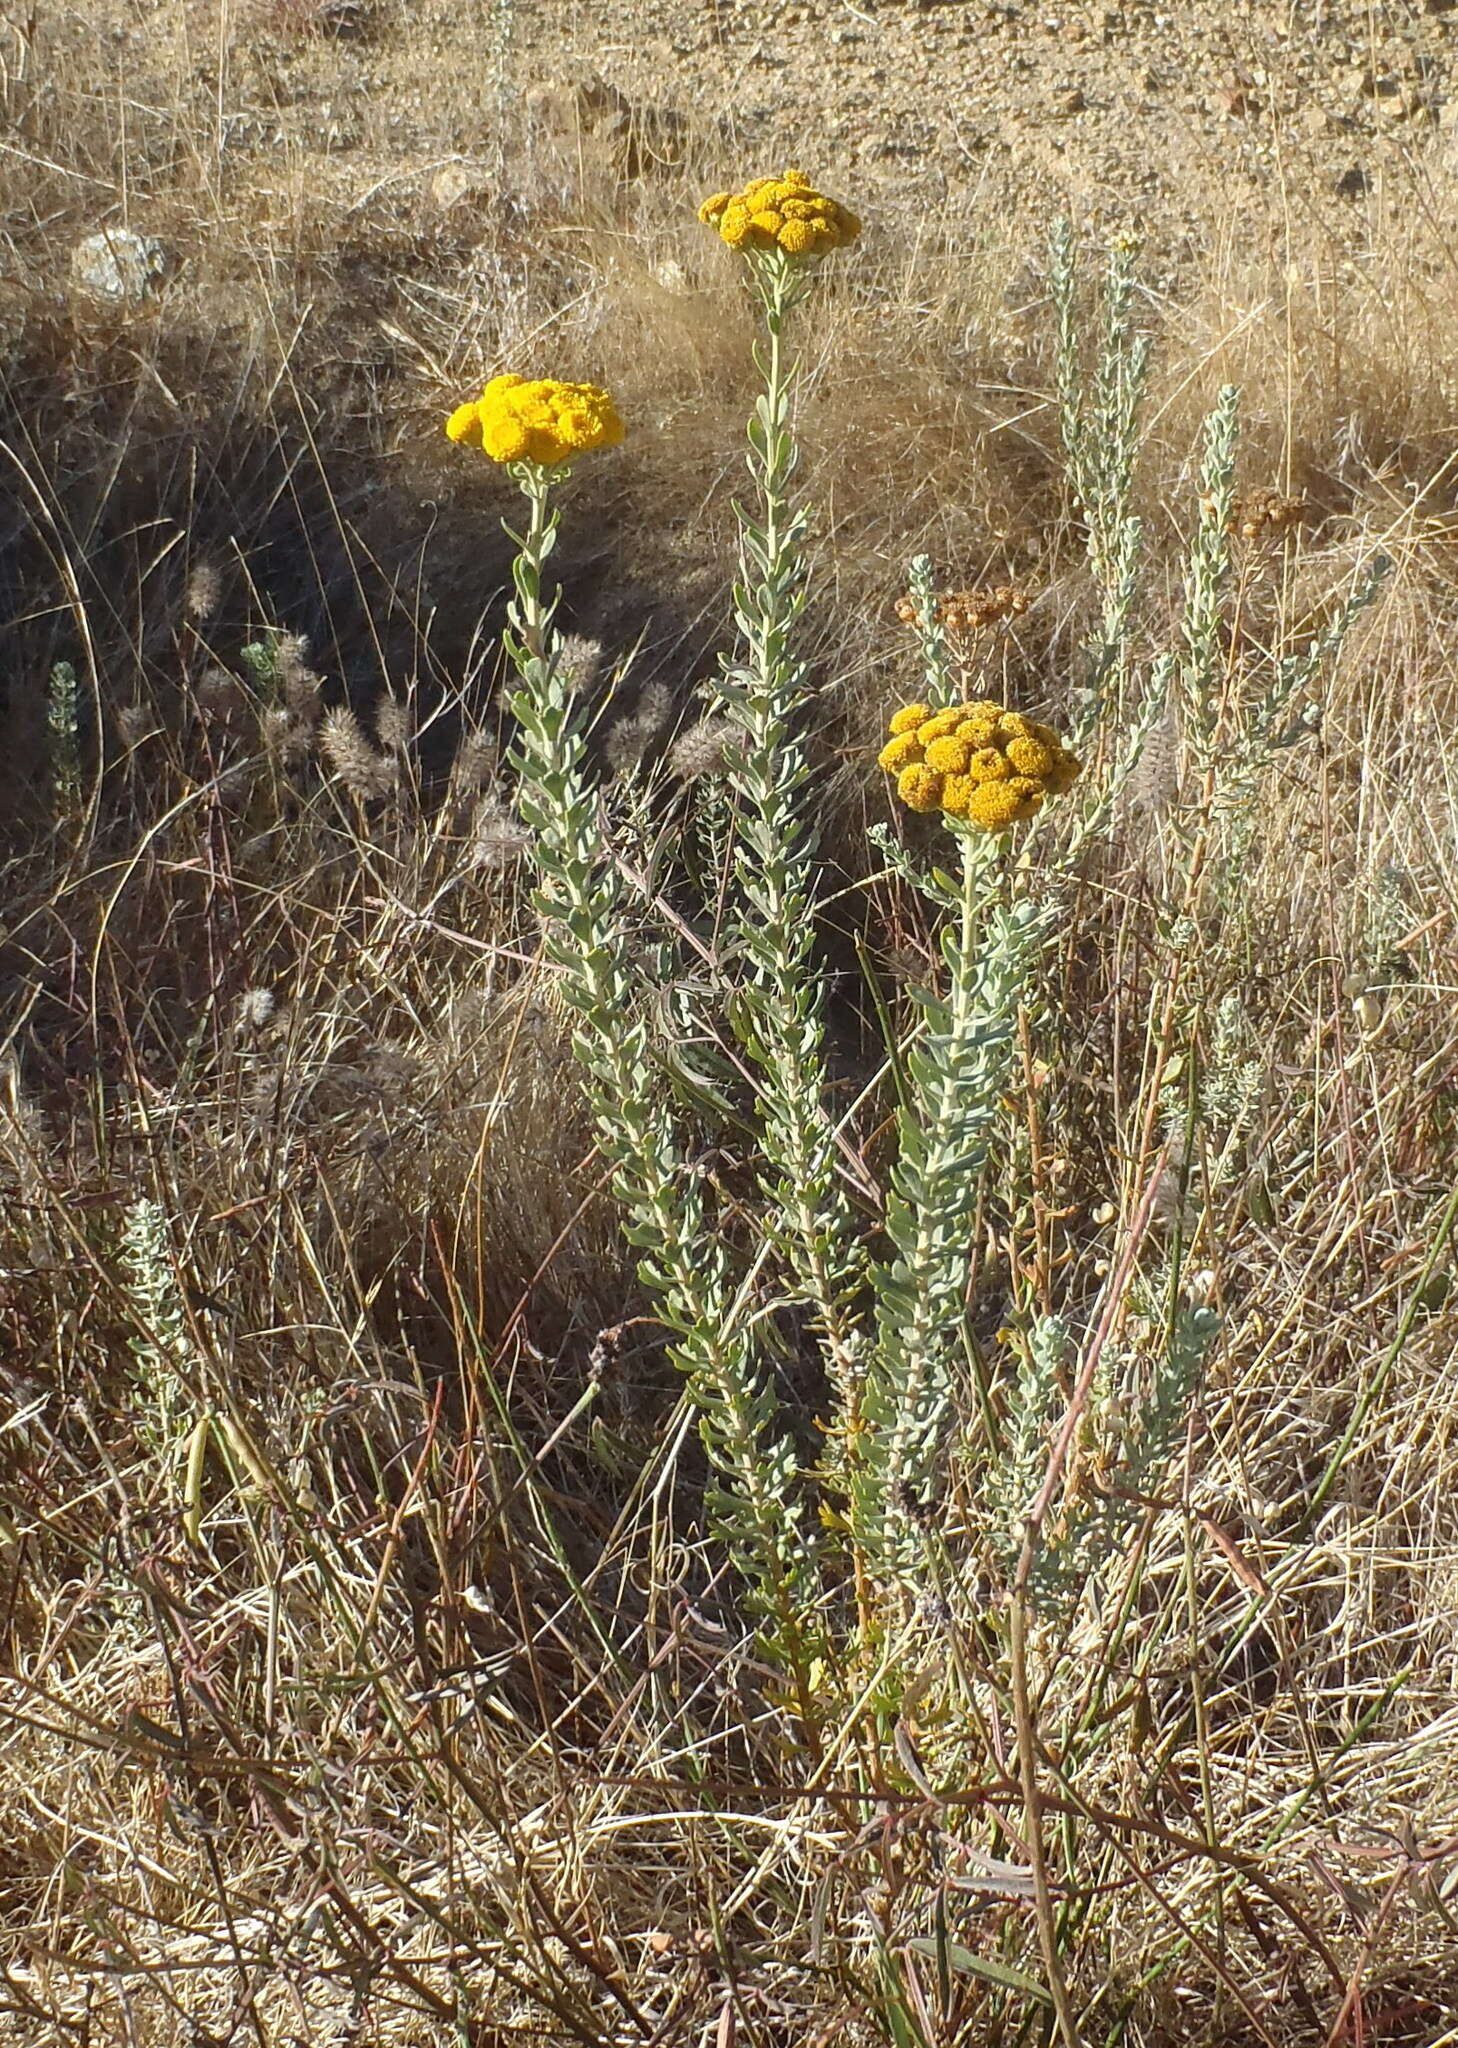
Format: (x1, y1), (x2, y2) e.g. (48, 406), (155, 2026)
(259, 0), (1458, 258)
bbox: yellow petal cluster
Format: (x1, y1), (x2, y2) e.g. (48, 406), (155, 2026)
(445, 375), (625, 467)
(877, 700), (1081, 830)
(698, 169), (860, 257)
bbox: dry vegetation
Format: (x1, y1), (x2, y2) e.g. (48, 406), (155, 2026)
(5, 3), (1458, 2044)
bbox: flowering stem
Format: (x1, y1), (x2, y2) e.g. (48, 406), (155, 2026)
(503, 463), (820, 1680)
(722, 248), (867, 1506)
(724, 244), (871, 1627)
(858, 828), (1047, 1580)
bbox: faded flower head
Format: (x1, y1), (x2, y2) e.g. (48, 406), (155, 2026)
(895, 582), (1030, 637)
(879, 699), (1081, 830)
(1228, 487), (1309, 543)
(445, 375), (625, 467)
(698, 168), (859, 257)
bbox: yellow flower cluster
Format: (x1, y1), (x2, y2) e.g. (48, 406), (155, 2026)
(698, 169), (860, 257)
(445, 375), (625, 467)
(878, 700), (1081, 830)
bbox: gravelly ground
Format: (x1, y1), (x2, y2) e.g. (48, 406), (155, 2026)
(501, 0), (1458, 248)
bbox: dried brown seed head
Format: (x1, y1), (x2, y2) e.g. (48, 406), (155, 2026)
(1230, 488), (1310, 541)
(374, 694), (411, 755)
(668, 714), (746, 780)
(450, 730), (498, 797)
(895, 582), (1031, 635)
(468, 794), (530, 871)
(187, 563), (222, 620)
(321, 705), (396, 798)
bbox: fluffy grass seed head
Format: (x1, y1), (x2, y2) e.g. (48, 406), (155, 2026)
(881, 700), (1081, 829)
(321, 704), (397, 799)
(445, 374), (625, 467)
(669, 713), (748, 780)
(698, 168), (859, 257)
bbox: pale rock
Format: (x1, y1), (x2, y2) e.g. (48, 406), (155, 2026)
(70, 229), (171, 303)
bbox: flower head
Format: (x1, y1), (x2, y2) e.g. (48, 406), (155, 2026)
(879, 700), (1081, 831)
(894, 581), (1030, 637)
(445, 374), (624, 467)
(699, 169), (859, 257)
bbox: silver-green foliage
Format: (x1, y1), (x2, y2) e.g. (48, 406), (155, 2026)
(855, 832), (1050, 1575)
(983, 1300), (1219, 1614)
(501, 227), (1389, 1636)
(504, 463), (819, 1652)
(904, 552), (952, 708)
(120, 1196), (193, 1466)
(1050, 219), (1150, 729)
(47, 659), (81, 818)
(713, 250), (865, 1400)
(503, 251), (1052, 1632)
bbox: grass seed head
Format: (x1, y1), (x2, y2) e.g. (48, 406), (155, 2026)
(469, 793), (530, 871)
(604, 681), (671, 776)
(186, 563), (222, 620)
(557, 635), (604, 692)
(196, 665), (244, 724)
(321, 704), (396, 798)
(115, 702), (157, 748)
(450, 729), (499, 796)
(668, 713), (747, 780)
(238, 987), (279, 1033)
(373, 693), (411, 755)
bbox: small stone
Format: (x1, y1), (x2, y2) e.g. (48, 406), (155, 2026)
(429, 163), (490, 210)
(1210, 84), (1255, 117)
(70, 229), (171, 303)
(1334, 163), (1369, 198)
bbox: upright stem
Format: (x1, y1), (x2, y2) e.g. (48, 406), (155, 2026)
(724, 248), (866, 1523)
(1008, 1593), (1079, 2048)
(504, 461), (819, 1680)
(511, 463), (557, 673)
(859, 829), (1042, 1580)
